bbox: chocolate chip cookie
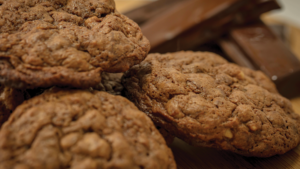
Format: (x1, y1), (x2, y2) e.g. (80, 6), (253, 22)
(0, 0), (150, 89)
(0, 85), (26, 127)
(94, 72), (124, 95)
(122, 51), (300, 157)
(0, 89), (176, 169)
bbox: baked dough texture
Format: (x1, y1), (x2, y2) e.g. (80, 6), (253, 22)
(122, 51), (300, 157)
(0, 0), (150, 89)
(0, 89), (176, 169)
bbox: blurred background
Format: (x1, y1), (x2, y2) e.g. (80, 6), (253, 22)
(115, 0), (300, 57)
(268, 0), (300, 27)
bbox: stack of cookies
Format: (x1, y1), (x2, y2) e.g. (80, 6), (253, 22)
(1, 0), (300, 168)
(0, 0), (176, 168)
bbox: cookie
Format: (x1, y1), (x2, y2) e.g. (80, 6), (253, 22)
(94, 72), (124, 95)
(0, 89), (176, 169)
(122, 51), (300, 157)
(0, 0), (150, 89)
(0, 86), (26, 127)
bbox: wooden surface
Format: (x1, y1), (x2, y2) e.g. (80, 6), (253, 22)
(116, 1), (300, 168)
(171, 138), (300, 169)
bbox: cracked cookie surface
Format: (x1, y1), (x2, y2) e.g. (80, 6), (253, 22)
(0, 0), (150, 89)
(122, 51), (300, 157)
(0, 89), (176, 169)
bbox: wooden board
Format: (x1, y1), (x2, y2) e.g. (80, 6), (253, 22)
(171, 138), (300, 169)
(116, 1), (300, 168)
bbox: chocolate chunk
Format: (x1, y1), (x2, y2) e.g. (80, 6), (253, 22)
(139, 0), (279, 53)
(220, 21), (300, 98)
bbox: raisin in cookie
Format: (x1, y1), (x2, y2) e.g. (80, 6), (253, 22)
(0, 85), (26, 127)
(0, 88), (175, 169)
(0, 0), (150, 89)
(122, 51), (300, 157)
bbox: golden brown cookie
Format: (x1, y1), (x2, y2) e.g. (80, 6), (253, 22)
(0, 0), (150, 89)
(122, 51), (300, 157)
(0, 89), (176, 169)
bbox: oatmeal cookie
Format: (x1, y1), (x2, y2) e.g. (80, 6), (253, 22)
(0, 89), (175, 169)
(122, 51), (300, 157)
(0, 85), (26, 127)
(0, 0), (150, 89)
